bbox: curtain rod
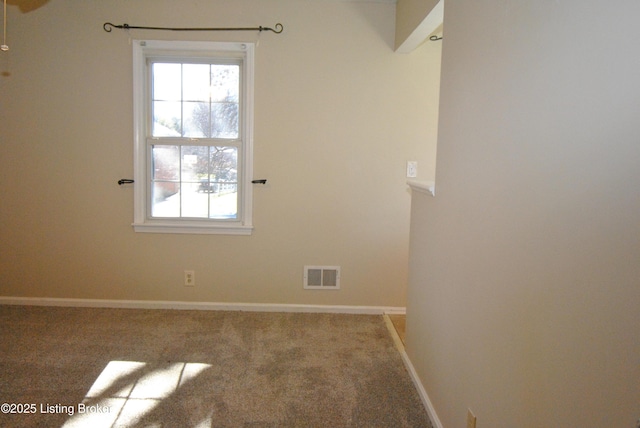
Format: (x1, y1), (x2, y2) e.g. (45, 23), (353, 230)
(103, 22), (283, 34)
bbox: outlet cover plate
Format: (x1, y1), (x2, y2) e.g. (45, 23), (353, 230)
(184, 270), (195, 286)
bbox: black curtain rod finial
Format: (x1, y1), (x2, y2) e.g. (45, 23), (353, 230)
(265, 23), (284, 34)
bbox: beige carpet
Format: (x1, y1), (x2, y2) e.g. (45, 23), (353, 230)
(0, 305), (432, 427)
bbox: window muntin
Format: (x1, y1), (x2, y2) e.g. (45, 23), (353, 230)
(150, 145), (238, 219)
(151, 62), (240, 139)
(132, 41), (253, 234)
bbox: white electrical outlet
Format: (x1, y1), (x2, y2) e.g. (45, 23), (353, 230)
(406, 161), (418, 178)
(184, 270), (195, 286)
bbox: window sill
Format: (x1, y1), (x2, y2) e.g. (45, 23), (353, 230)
(133, 222), (253, 235)
(407, 179), (436, 196)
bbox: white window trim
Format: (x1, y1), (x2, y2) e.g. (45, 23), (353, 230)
(131, 40), (254, 235)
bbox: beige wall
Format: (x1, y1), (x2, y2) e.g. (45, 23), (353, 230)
(0, 0), (441, 307)
(394, 0), (440, 50)
(407, 1), (640, 427)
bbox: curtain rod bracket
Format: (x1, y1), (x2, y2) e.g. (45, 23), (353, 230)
(103, 22), (283, 34)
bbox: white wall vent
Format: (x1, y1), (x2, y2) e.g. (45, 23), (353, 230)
(304, 266), (341, 290)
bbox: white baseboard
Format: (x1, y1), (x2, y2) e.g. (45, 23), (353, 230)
(400, 350), (443, 428)
(0, 296), (405, 315)
(383, 314), (443, 428)
(383, 307), (407, 315)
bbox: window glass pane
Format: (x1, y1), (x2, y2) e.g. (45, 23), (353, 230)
(151, 183), (180, 217)
(211, 103), (238, 139)
(151, 145), (180, 217)
(183, 101), (210, 138)
(180, 146), (209, 218)
(183, 64), (210, 102)
(210, 146), (237, 183)
(152, 146), (180, 181)
(210, 65), (239, 102)
(153, 101), (182, 137)
(210, 185), (238, 219)
(152, 63), (181, 101)
(209, 146), (238, 219)
(181, 146), (209, 178)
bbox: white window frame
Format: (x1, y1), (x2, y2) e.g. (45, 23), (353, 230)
(132, 40), (254, 235)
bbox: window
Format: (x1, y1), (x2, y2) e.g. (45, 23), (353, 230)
(132, 40), (254, 234)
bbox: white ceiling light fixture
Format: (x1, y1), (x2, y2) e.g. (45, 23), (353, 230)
(1, 0), (8, 51)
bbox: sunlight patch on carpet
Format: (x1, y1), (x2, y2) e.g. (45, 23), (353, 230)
(62, 361), (212, 428)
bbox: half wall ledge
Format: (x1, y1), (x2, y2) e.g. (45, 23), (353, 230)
(407, 179), (435, 196)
